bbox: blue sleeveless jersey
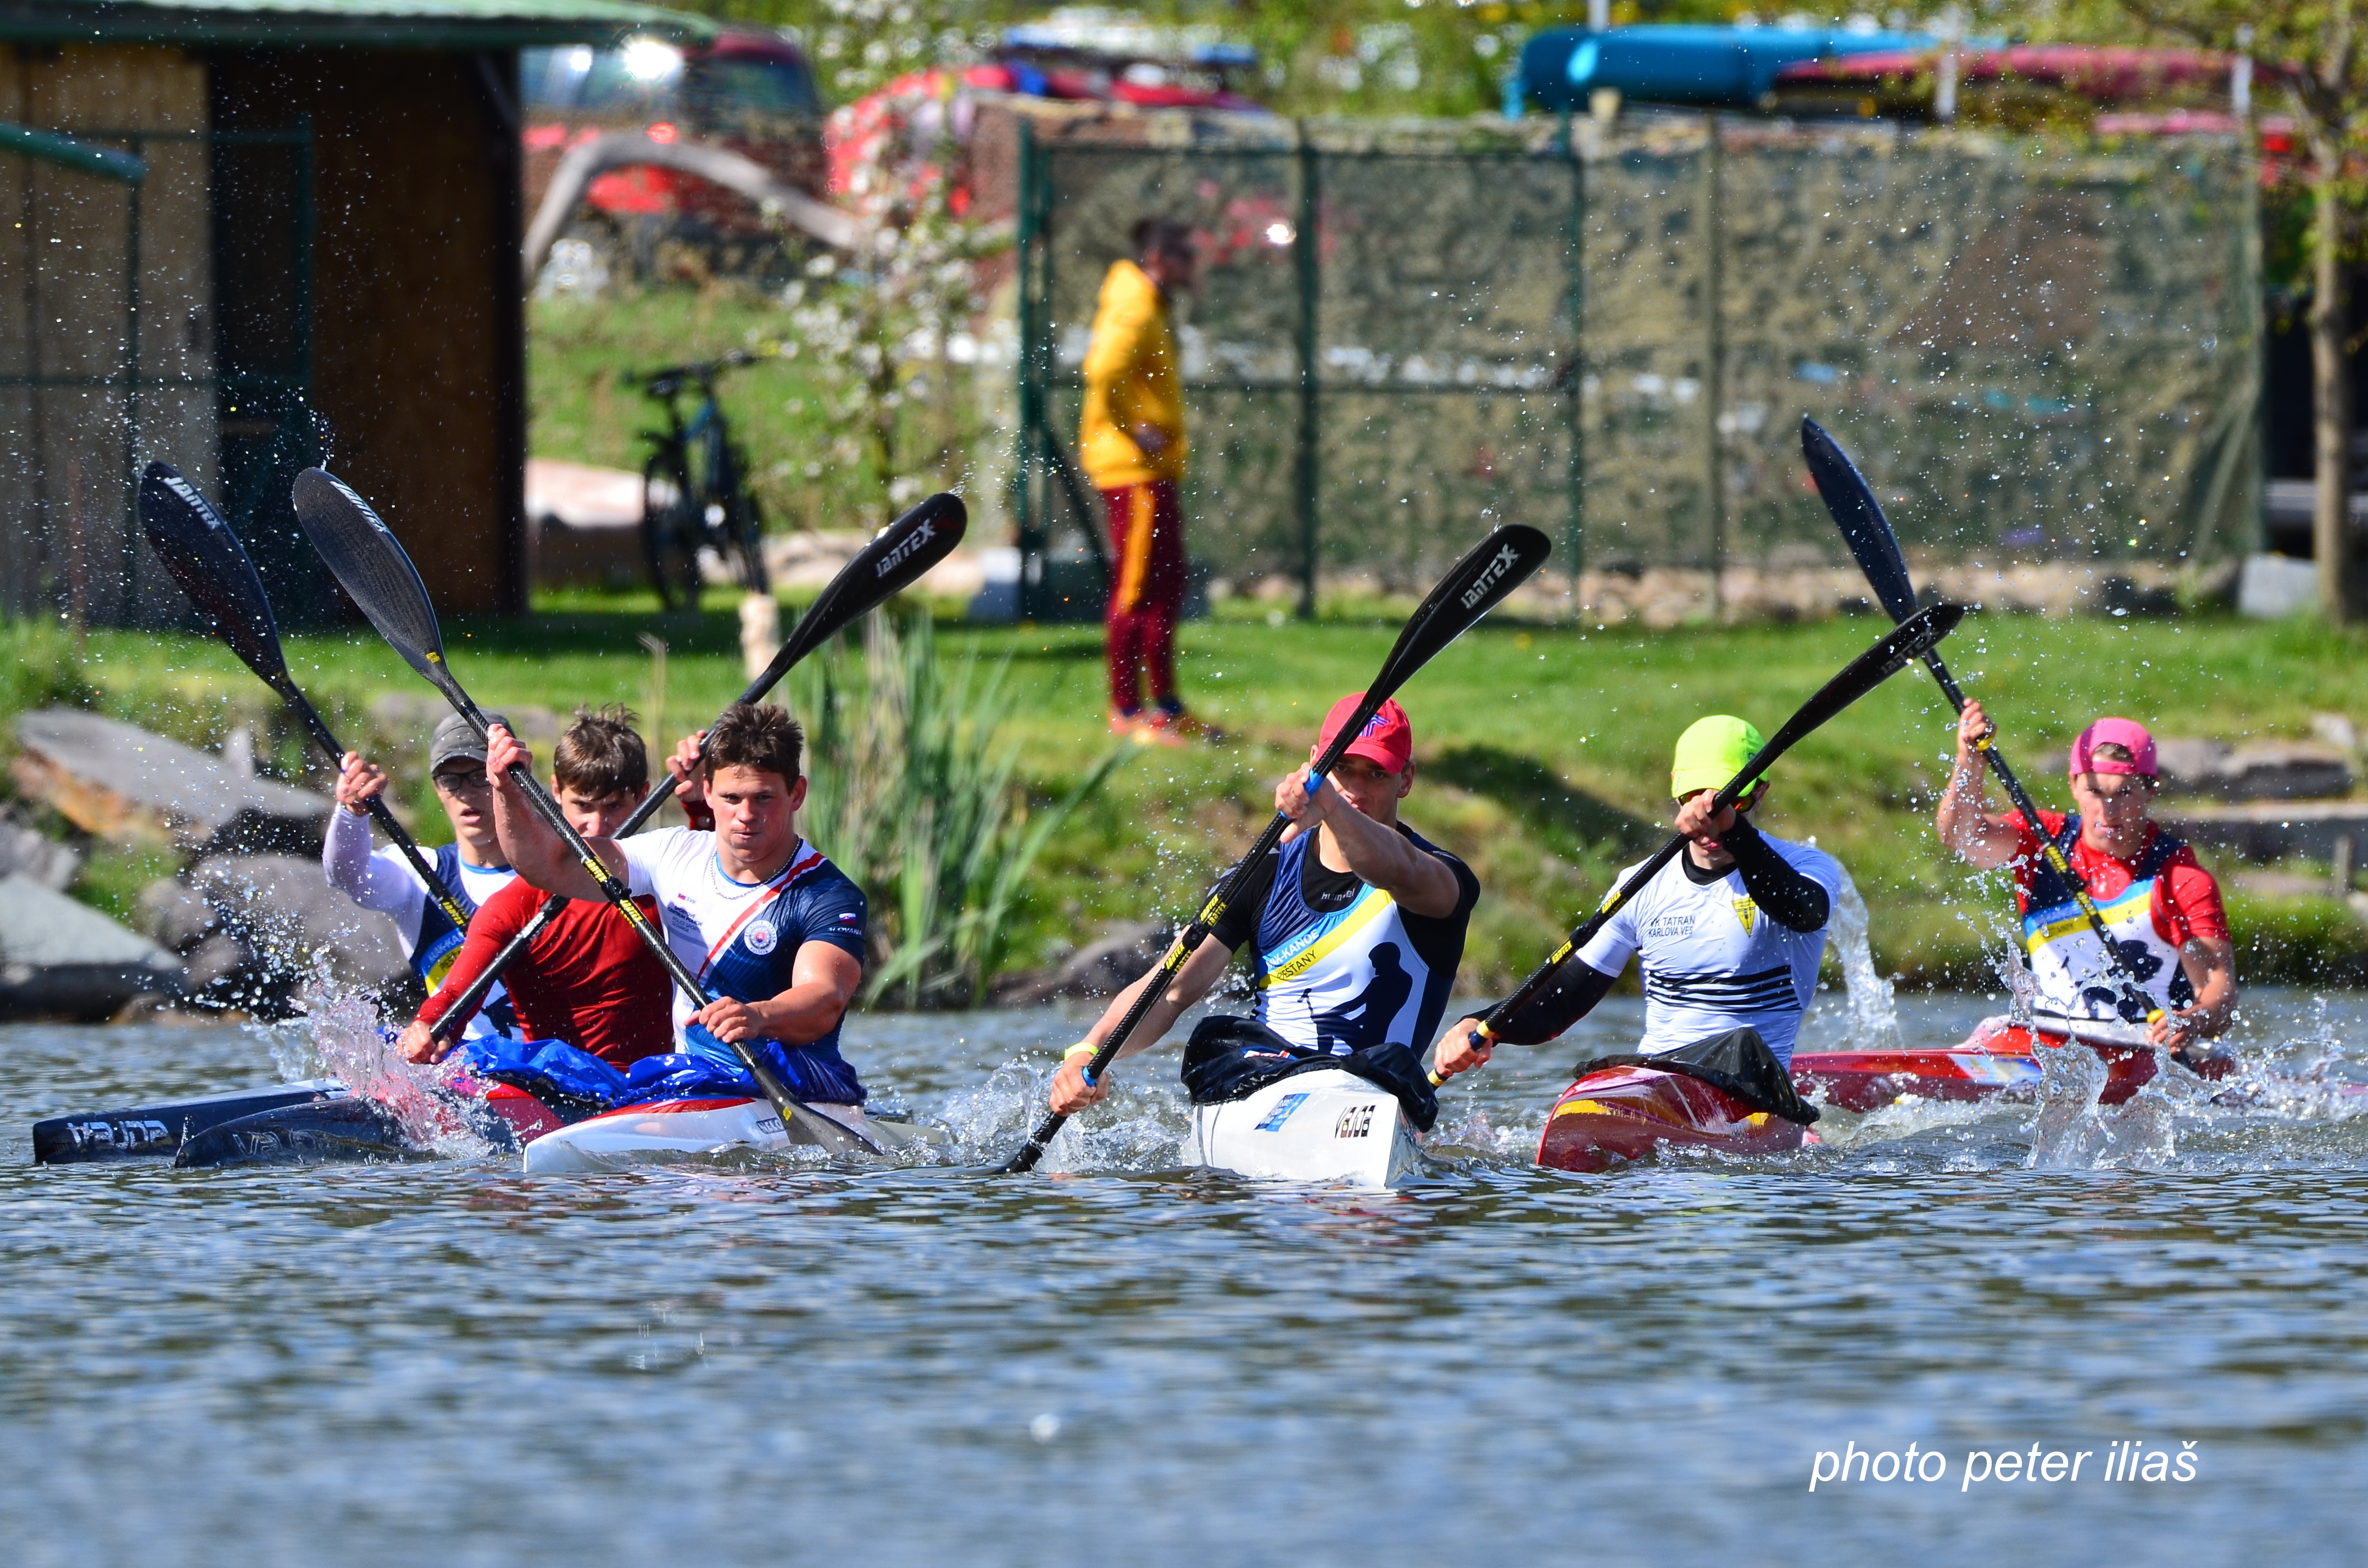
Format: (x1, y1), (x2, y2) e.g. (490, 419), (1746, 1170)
(1234, 827), (1476, 1059)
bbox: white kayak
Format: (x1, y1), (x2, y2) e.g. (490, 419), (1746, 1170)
(1186, 1068), (1419, 1188)
(522, 1095), (874, 1174)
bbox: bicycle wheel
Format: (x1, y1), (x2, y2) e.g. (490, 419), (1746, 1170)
(718, 442), (770, 594)
(641, 452), (703, 612)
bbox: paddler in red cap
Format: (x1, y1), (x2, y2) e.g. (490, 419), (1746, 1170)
(1937, 707), (2236, 1059)
(1045, 693), (1480, 1134)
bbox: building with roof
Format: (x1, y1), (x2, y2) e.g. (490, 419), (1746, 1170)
(0, 0), (705, 625)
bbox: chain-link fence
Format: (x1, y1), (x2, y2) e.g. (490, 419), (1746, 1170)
(1012, 114), (2261, 616)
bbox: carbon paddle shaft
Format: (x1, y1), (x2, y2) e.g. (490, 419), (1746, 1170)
(1000, 522), (1554, 1174)
(1457, 604), (1964, 1071)
(281, 685), (473, 935)
(1800, 418), (2166, 1029)
(621, 492), (967, 830)
(135, 462), (471, 933)
(424, 899), (562, 1046)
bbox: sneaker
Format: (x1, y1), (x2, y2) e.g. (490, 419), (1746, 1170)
(1108, 708), (1153, 741)
(1147, 703), (1221, 743)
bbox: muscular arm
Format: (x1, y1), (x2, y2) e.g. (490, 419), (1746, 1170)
(1721, 817), (1829, 932)
(1429, 956), (1620, 1078)
(1294, 773), (1461, 917)
(2165, 935), (2237, 1051)
(486, 724), (628, 900)
(1935, 699), (2023, 871)
(697, 941), (863, 1048)
(1045, 931), (1235, 1113)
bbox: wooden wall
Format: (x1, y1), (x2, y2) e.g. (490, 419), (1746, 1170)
(214, 49), (524, 615)
(0, 44), (213, 624)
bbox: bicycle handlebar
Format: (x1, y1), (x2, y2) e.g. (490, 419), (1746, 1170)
(638, 348), (765, 397)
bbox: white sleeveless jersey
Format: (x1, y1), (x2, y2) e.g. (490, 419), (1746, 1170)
(1574, 836), (1842, 1069)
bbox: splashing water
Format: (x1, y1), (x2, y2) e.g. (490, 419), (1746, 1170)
(1823, 866), (1902, 1051)
(260, 964), (503, 1158)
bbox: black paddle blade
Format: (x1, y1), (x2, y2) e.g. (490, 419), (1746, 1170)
(1721, 600), (1965, 806)
(1801, 417), (1919, 623)
(138, 463), (289, 686)
(1366, 523), (1552, 711)
(290, 468), (450, 684)
(775, 492), (968, 673)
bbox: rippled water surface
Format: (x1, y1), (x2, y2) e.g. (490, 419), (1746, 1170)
(5, 990), (2366, 1566)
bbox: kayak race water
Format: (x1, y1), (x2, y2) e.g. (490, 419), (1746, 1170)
(7, 991), (2366, 1565)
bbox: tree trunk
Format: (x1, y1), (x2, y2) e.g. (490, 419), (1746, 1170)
(2313, 168), (2358, 622)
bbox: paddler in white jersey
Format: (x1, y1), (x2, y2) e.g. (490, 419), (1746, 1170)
(1047, 694), (1481, 1132)
(1431, 715), (1840, 1081)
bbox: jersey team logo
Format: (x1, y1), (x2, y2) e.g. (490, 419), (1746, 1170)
(744, 919), (778, 956)
(1732, 897), (1758, 936)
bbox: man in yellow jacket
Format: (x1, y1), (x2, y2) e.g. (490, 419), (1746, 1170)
(1081, 217), (1200, 740)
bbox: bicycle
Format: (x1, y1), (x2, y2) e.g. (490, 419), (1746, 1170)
(636, 350), (771, 612)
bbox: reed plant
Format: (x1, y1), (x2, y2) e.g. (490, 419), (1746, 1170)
(790, 609), (1126, 1008)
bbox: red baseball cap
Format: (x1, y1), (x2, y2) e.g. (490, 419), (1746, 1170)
(1315, 693), (1414, 775)
(2069, 717), (2158, 778)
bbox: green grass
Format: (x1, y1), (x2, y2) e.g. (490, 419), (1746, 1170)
(12, 599), (2368, 995)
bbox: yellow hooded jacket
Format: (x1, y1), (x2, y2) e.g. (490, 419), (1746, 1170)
(1078, 258), (1188, 489)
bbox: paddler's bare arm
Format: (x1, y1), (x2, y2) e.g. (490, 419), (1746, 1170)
(1936, 700), (2021, 871)
(694, 942), (862, 1048)
(1046, 930), (1233, 1114)
(2157, 935), (2237, 1056)
(1280, 768), (1461, 917)
(485, 723), (629, 899)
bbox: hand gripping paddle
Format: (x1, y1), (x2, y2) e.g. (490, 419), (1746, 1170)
(999, 522), (1554, 1174)
(416, 491), (969, 1047)
(1450, 602), (1966, 1079)
(137, 462), (472, 937)
(1801, 416), (2176, 1041)
(290, 466), (889, 1157)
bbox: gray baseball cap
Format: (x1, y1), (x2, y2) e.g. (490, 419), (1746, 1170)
(428, 711), (510, 774)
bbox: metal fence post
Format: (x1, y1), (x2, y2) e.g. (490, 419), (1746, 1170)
(1013, 119), (1043, 621)
(1701, 117), (1725, 621)
(1294, 125), (1320, 620)
(118, 155), (143, 615)
(1564, 113), (1586, 617)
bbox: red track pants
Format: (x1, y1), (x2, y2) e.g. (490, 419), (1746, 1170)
(1101, 479), (1186, 713)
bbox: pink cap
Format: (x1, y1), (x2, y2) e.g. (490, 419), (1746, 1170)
(2069, 717), (2157, 778)
(1316, 693), (1414, 775)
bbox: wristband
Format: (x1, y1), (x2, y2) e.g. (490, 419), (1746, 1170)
(1063, 1042), (1097, 1063)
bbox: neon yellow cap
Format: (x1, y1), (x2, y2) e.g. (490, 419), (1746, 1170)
(1670, 715), (1767, 798)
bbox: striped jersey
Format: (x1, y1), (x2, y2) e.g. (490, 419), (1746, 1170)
(1207, 823), (1480, 1059)
(1573, 835), (1842, 1068)
(616, 828), (869, 1099)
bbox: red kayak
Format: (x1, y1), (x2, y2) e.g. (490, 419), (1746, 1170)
(1537, 1064), (1810, 1172)
(1790, 1013), (2192, 1113)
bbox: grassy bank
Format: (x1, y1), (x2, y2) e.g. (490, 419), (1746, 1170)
(9, 602), (2368, 999)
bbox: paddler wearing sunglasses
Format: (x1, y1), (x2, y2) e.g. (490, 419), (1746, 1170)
(1430, 716), (1841, 1082)
(1936, 708), (2235, 1061)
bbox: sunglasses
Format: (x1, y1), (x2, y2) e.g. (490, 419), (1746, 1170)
(433, 769), (492, 795)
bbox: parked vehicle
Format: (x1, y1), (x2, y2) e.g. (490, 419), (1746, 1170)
(523, 27), (827, 278)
